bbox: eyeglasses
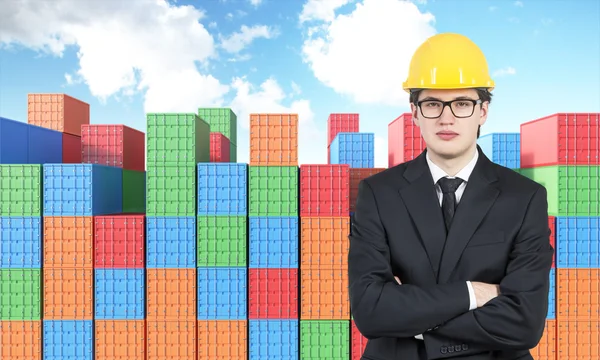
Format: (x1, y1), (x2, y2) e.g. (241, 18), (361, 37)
(416, 99), (482, 119)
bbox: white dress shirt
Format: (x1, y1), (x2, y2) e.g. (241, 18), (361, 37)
(414, 149), (479, 340)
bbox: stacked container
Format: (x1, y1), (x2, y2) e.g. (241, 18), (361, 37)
(329, 133), (375, 168)
(519, 113), (600, 359)
(327, 114), (359, 164)
(196, 162), (248, 360)
(388, 113), (426, 167)
(248, 114), (300, 359)
(477, 132), (520, 169)
(198, 108), (238, 162)
(209, 132), (231, 162)
(300, 163), (351, 359)
(145, 113), (210, 359)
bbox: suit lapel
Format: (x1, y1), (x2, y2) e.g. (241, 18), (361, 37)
(438, 149), (500, 284)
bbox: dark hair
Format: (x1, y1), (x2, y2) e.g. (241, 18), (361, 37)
(409, 88), (492, 138)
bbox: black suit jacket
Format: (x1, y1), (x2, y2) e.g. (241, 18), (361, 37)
(348, 146), (554, 360)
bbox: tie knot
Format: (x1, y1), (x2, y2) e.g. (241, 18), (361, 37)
(438, 177), (463, 193)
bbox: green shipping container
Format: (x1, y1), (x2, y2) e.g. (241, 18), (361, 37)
(230, 142), (237, 163)
(198, 107), (237, 146)
(249, 166), (298, 216)
(123, 169), (146, 213)
(0, 269), (41, 320)
(197, 216), (247, 267)
(0, 165), (42, 216)
(146, 113), (210, 167)
(146, 166), (196, 216)
(519, 165), (600, 216)
(300, 320), (350, 360)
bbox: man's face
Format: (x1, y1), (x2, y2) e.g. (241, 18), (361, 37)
(410, 88), (488, 160)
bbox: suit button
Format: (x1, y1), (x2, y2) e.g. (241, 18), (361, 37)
(455, 345), (462, 352)
(448, 346), (454, 353)
(441, 346), (447, 354)
(462, 344), (468, 350)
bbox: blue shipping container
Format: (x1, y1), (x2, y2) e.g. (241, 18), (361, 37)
(197, 163), (247, 215)
(197, 267), (247, 320)
(477, 133), (520, 169)
(547, 268), (555, 319)
(94, 269), (145, 320)
(249, 216), (298, 268)
(0, 216), (41, 268)
(556, 216), (600, 268)
(43, 164), (122, 216)
(43, 320), (94, 360)
(249, 319), (299, 360)
(28, 124), (63, 164)
(329, 132), (374, 168)
(146, 216), (196, 268)
(0, 117), (30, 164)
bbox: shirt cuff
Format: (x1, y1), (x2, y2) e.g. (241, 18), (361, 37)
(414, 333), (423, 340)
(466, 281), (477, 310)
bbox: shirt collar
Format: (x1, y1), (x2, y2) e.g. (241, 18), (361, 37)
(426, 148), (479, 183)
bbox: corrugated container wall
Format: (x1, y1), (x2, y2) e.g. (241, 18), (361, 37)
(27, 93), (90, 136)
(388, 113), (426, 167)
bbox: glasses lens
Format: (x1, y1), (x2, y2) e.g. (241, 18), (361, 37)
(420, 100), (475, 118)
(451, 100), (475, 117)
(420, 101), (443, 118)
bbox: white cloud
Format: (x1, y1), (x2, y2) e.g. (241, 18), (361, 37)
(489, 6), (498, 11)
(220, 24), (278, 53)
(374, 135), (387, 168)
(514, 1), (524, 7)
(250, 0), (263, 6)
(493, 66), (517, 77)
(300, 0), (437, 106)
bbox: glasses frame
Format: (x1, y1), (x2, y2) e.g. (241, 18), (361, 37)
(416, 98), (482, 119)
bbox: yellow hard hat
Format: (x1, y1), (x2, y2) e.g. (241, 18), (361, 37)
(402, 33), (495, 92)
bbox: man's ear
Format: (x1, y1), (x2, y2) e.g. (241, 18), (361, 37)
(478, 101), (489, 127)
(410, 103), (420, 127)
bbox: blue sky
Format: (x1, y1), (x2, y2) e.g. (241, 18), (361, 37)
(1, 0), (598, 167)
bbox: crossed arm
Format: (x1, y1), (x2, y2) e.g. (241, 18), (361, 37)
(348, 180), (553, 358)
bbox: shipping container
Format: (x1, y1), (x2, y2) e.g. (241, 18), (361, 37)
(230, 142), (237, 163)
(43, 320), (94, 360)
(327, 113), (359, 147)
(146, 113), (210, 167)
(300, 268), (349, 320)
(249, 166), (298, 216)
(530, 320), (556, 360)
(94, 214), (145, 268)
(146, 165), (196, 216)
(62, 133), (81, 163)
(301, 217), (349, 269)
(198, 107), (238, 146)
(95, 320), (146, 360)
(477, 132), (520, 169)
(146, 268), (196, 320)
(122, 169), (146, 213)
(43, 267), (94, 320)
(0, 216), (42, 268)
(210, 132), (231, 162)
(0, 164), (42, 216)
(556, 268), (599, 320)
(0, 320), (42, 360)
(388, 113), (426, 167)
(349, 168), (386, 213)
(43, 216), (94, 268)
(197, 320), (247, 360)
(81, 124), (145, 171)
(0, 117), (29, 163)
(197, 267), (247, 320)
(146, 216), (195, 268)
(555, 216), (600, 268)
(27, 93), (90, 136)
(549, 216), (556, 268)
(300, 165), (349, 217)
(249, 268), (298, 319)
(300, 320), (350, 359)
(249, 319), (299, 359)
(95, 269), (145, 319)
(43, 164), (123, 216)
(197, 163), (247, 216)
(351, 319), (367, 360)
(329, 133), (374, 168)
(0, 269), (41, 320)
(518, 165), (600, 216)
(249, 216), (298, 268)
(197, 216), (247, 267)
(146, 320), (197, 360)
(548, 268), (555, 319)
(27, 122), (63, 164)
(520, 113), (600, 168)
(250, 114), (298, 166)
(557, 320), (599, 359)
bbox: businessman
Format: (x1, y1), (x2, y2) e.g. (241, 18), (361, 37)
(347, 33), (554, 360)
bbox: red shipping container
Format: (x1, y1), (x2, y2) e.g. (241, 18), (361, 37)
(27, 93), (90, 136)
(248, 268), (298, 319)
(520, 113), (600, 168)
(349, 168), (386, 212)
(351, 320), (367, 360)
(300, 164), (350, 216)
(62, 133), (81, 163)
(548, 216), (556, 268)
(327, 113), (359, 147)
(94, 214), (145, 268)
(210, 132), (230, 162)
(388, 113), (426, 168)
(81, 124), (145, 171)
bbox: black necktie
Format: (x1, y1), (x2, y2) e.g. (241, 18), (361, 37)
(438, 177), (464, 232)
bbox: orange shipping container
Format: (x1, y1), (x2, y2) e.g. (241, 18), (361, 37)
(530, 319), (556, 360)
(301, 217), (349, 269)
(557, 268), (600, 320)
(43, 216), (94, 268)
(349, 168), (386, 212)
(147, 268), (196, 320)
(95, 320), (145, 360)
(147, 320), (197, 360)
(27, 93), (90, 136)
(301, 267), (349, 320)
(197, 320), (247, 360)
(43, 268), (94, 320)
(0, 321), (42, 360)
(249, 114), (298, 166)
(558, 320), (600, 359)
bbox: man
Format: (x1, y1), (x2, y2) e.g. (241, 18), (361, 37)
(347, 32), (554, 360)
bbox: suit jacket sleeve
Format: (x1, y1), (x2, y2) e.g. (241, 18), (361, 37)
(348, 179), (472, 339)
(422, 185), (554, 359)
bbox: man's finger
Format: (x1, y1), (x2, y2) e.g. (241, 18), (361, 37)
(394, 276), (401, 284)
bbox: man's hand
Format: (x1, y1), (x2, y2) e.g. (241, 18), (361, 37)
(395, 276), (401, 285)
(471, 282), (500, 308)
